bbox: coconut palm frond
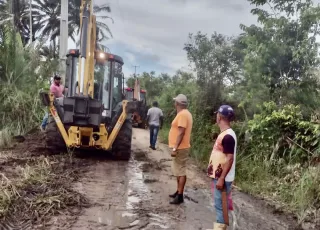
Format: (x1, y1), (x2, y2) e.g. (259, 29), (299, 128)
(93, 4), (111, 13)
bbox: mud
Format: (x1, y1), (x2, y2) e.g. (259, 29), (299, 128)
(42, 128), (305, 230)
(5, 131), (49, 157)
(0, 131), (92, 228)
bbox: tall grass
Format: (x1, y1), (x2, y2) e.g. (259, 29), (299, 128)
(159, 125), (169, 145)
(0, 86), (43, 135)
(0, 24), (57, 138)
(0, 129), (12, 147)
(292, 167), (320, 222)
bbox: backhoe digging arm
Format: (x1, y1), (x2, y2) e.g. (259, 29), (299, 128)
(78, 0), (96, 97)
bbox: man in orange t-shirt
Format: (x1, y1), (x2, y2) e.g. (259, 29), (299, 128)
(168, 94), (193, 205)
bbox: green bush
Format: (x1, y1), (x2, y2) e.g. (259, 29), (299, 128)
(159, 125), (170, 145)
(246, 102), (320, 164)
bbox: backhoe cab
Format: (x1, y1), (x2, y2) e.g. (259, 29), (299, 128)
(40, 0), (136, 160)
(125, 87), (149, 129)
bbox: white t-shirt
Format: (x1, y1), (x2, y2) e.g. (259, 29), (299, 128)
(207, 128), (237, 182)
(224, 129), (237, 182)
(147, 107), (163, 126)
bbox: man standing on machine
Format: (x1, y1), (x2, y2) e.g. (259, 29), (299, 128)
(40, 75), (65, 131)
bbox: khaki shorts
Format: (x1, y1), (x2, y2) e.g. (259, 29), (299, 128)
(171, 148), (190, 177)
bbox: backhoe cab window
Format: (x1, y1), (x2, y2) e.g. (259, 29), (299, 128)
(113, 62), (123, 107)
(94, 59), (123, 110)
(67, 52), (124, 112)
(94, 64), (110, 109)
(140, 92), (146, 101)
(125, 90), (134, 100)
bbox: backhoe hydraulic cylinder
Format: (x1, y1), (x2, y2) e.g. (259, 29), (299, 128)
(79, 7), (90, 94)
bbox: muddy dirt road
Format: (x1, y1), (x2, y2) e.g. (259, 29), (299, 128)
(48, 128), (299, 230)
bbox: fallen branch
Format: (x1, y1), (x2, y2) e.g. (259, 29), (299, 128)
(184, 194), (199, 203)
(286, 137), (313, 156)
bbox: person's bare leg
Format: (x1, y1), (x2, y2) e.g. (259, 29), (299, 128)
(178, 175), (186, 194)
(169, 176), (179, 198)
(170, 175), (186, 204)
(177, 176), (179, 188)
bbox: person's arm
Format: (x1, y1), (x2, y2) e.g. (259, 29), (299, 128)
(173, 127), (185, 150)
(160, 110), (164, 129)
(173, 114), (187, 150)
(147, 109), (150, 123)
(216, 135), (235, 190)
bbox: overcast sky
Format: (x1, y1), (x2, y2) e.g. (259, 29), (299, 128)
(88, 0), (258, 77)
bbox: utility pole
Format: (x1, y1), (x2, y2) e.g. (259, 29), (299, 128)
(132, 65), (140, 101)
(10, 0), (16, 76)
(59, 0), (68, 85)
(29, 0), (32, 44)
(132, 65), (139, 77)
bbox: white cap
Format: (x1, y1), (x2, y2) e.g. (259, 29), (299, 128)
(173, 94), (188, 105)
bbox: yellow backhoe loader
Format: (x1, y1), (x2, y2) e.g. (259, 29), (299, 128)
(40, 0), (136, 160)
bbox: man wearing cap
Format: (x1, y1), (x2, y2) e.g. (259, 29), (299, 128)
(50, 75), (65, 98)
(147, 101), (164, 150)
(168, 94), (193, 205)
(40, 75), (65, 131)
(207, 105), (237, 230)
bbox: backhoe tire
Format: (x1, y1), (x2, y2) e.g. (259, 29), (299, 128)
(112, 118), (132, 161)
(45, 115), (66, 154)
(138, 120), (147, 129)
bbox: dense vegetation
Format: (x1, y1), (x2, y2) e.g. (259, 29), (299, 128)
(126, 0), (320, 224)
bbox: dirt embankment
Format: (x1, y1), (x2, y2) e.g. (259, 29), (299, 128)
(0, 128), (311, 229)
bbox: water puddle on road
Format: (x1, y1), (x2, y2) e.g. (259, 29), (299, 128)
(72, 154), (174, 230)
(122, 212), (137, 218)
(122, 156), (171, 229)
(147, 213), (170, 229)
(125, 159), (149, 210)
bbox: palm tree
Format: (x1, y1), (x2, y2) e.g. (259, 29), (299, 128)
(0, 0), (10, 23)
(0, 0), (41, 45)
(39, 42), (58, 58)
(68, 1), (113, 42)
(32, 0), (113, 43)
